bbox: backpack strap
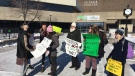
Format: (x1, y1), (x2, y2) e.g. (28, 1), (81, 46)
(122, 39), (125, 51)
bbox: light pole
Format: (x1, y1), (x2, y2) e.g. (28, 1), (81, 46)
(50, 15), (52, 25)
(123, 5), (132, 36)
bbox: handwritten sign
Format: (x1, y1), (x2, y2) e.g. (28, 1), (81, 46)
(31, 37), (52, 58)
(106, 58), (122, 76)
(52, 26), (62, 33)
(65, 38), (81, 57)
(82, 34), (100, 57)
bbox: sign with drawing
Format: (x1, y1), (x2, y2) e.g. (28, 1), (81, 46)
(65, 38), (82, 57)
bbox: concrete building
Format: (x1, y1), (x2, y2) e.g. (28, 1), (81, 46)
(0, 0), (135, 33)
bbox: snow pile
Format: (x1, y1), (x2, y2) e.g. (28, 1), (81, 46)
(0, 43), (17, 48)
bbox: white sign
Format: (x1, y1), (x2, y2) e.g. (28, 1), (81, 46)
(86, 15), (100, 20)
(65, 38), (82, 57)
(31, 37), (52, 58)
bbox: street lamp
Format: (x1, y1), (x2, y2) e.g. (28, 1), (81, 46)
(123, 5), (132, 36)
(50, 15), (52, 25)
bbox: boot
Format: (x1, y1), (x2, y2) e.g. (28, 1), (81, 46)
(28, 65), (34, 69)
(48, 72), (53, 75)
(40, 67), (45, 73)
(91, 69), (96, 76)
(69, 66), (75, 68)
(82, 68), (90, 75)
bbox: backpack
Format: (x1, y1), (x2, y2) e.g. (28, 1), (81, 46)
(122, 40), (134, 59)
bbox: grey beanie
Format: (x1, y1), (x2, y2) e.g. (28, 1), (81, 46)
(115, 29), (124, 36)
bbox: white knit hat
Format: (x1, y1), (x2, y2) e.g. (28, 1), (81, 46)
(71, 22), (76, 27)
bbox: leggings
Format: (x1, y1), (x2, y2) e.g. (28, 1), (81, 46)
(85, 56), (97, 70)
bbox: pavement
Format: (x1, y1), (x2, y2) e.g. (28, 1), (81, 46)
(0, 34), (135, 76)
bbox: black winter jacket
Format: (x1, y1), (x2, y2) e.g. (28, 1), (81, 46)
(17, 30), (33, 58)
(67, 29), (81, 43)
(108, 37), (128, 64)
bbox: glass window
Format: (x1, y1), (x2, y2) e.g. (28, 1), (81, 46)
(77, 22), (104, 33)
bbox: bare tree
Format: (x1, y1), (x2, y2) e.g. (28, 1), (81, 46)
(9, 0), (43, 24)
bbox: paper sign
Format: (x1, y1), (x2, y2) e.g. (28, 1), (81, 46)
(52, 26), (62, 33)
(82, 34), (100, 57)
(65, 38), (81, 57)
(106, 58), (122, 76)
(31, 37), (52, 58)
(41, 37), (52, 48)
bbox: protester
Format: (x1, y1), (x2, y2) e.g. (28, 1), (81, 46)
(46, 25), (60, 76)
(98, 26), (108, 58)
(67, 22), (81, 70)
(107, 29), (128, 76)
(39, 23), (48, 72)
(82, 25), (100, 76)
(16, 24), (35, 76)
(27, 27), (35, 69)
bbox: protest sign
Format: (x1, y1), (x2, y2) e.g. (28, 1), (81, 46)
(31, 37), (52, 58)
(82, 34), (100, 57)
(65, 38), (81, 57)
(106, 58), (122, 76)
(52, 26), (62, 33)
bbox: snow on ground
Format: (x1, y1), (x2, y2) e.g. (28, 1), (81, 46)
(0, 33), (135, 76)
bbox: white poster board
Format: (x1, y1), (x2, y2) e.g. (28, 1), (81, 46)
(31, 37), (52, 58)
(65, 38), (81, 57)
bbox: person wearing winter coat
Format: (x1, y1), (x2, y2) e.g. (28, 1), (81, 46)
(67, 22), (81, 70)
(39, 23), (48, 72)
(107, 29), (128, 76)
(16, 24), (35, 76)
(98, 26), (108, 58)
(27, 27), (35, 69)
(82, 25), (100, 76)
(46, 25), (60, 76)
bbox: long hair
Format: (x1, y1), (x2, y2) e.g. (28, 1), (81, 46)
(91, 25), (99, 35)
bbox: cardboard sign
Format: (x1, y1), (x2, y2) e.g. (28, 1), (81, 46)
(31, 37), (52, 58)
(52, 26), (62, 33)
(106, 58), (122, 76)
(65, 38), (81, 57)
(82, 34), (100, 57)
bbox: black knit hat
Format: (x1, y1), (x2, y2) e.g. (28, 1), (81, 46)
(115, 29), (124, 36)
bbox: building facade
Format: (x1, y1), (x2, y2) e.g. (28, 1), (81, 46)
(0, 0), (135, 33)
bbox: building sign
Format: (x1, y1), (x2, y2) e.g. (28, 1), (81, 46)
(84, 0), (98, 6)
(77, 15), (100, 21)
(86, 15), (100, 20)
